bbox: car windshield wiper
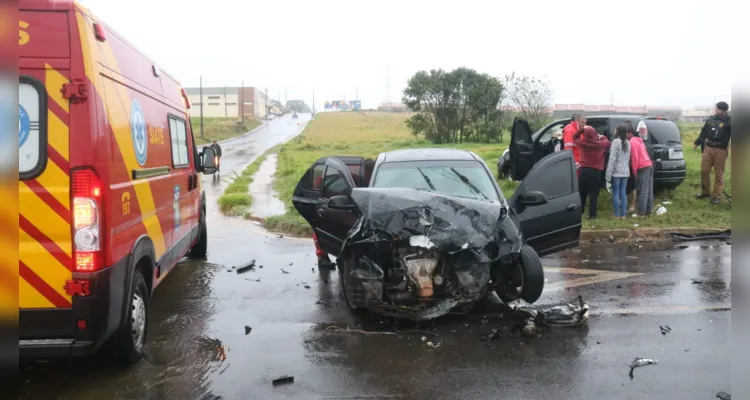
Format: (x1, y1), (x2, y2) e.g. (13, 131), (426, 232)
(450, 167), (488, 200)
(417, 167), (436, 191)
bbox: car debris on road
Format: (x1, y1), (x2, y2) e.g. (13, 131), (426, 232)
(236, 260), (256, 274)
(272, 375), (295, 387)
(508, 295), (590, 333)
(629, 357), (658, 379)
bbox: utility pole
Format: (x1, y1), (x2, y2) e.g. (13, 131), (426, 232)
(265, 88), (269, 118)
(240, 80), (245, 121)
(199, 75), (204, 139)
(224, 86), (228, 117)
(312, 88), (315, 113)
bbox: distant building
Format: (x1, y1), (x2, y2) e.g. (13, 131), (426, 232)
(682, 107), (714, 122)
(184, 86), (270, 119)
(378, 102), (409, 112)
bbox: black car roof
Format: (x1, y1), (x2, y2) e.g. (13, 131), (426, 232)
(381, 148), (477, 162)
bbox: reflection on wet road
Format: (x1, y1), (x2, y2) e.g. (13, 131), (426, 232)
(20, 114), (731, 399)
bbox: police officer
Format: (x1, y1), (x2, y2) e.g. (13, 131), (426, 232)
(693, 101), (731, 204)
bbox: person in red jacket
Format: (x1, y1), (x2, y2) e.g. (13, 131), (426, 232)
(573, 126), (611, 219)
(563, 113), (587, 169)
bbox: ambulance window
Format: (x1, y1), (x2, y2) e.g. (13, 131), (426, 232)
(168, 115), (190, 167)
(19, 78), (47, 179)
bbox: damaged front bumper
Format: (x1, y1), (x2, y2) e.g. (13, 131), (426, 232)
(339, 188), (524, 321)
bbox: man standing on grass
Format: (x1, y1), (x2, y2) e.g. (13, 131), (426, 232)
(694, 101), (731, 204)
(563, 113), (586, 171)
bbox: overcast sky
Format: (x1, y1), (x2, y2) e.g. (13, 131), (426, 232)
(80, 0), (740, 110)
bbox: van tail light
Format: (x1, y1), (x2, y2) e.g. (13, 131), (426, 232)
(181, 88), (191, 109)
(93, 23), (106, 42)
(72, 169), (103, 272)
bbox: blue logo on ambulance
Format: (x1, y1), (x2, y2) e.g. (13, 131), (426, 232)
(19, 105), (30, 148)
(130, 99), (148, 166)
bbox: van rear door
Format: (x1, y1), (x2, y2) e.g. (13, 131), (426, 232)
(19, 9), (74, 325)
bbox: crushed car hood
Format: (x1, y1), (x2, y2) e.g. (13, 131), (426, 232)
(347, 188), (507, 252)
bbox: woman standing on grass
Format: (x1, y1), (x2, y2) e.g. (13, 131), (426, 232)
(628, 126), (654, 217)
(605, 125), (631, 219)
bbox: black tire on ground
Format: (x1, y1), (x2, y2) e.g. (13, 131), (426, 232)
(493, 244), (545, 304)
(337, 255), (369, 317)
(105, 268), (149, 365)
(189, 208), (208, 259)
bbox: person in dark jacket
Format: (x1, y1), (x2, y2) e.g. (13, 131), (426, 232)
(211, 140), (223, 171)
(694, 101), (731, 204)
(573, 126), (611, 219)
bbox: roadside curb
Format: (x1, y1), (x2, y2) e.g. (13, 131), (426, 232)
(242, 213), (729, 242)
(580, 227), (729, 242)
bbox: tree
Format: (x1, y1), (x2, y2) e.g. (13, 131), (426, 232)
(402, 68), (505, 144)
(503, 73), (554, 131)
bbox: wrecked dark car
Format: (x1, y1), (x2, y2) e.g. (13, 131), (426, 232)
(292, 146), (582, 320)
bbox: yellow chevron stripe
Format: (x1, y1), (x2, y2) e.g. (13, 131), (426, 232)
(20, 278), (55, 308)
(47, 111), (69, 161)
(33, 159), (70, 211)
(18, 230), (72, 302)
(19, 182), (72, 258)
(45, 65), (69, 114)
(75, 11), (167, 258)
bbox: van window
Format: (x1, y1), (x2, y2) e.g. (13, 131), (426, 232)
(168, 116), (190, 167)
(19, 78), (46, 179)
(644, 120), (681, 144)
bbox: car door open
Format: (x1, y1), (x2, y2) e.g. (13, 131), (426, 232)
(510, 150), (582, 257)
(510, 117), (535, 180)
(292, 157), (359, 255)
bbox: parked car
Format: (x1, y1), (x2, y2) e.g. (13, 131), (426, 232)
(291, 148), (582, 320)
(19, 0), (217, 365)
(498, 116), (687, 188)
(292, 113), (298, 119)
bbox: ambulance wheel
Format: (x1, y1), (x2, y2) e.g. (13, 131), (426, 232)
(107, 269), (149, 365)
(189, 208), (208, 259)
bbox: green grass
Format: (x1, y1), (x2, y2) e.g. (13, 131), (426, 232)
(264, 113), (731, 235)
(192, 117), (262, 146)
(217, 153), (270, 215)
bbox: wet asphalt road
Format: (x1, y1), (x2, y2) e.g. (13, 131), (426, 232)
(20, 114), (731, 400)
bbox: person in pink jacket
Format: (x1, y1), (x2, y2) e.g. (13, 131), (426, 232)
(628, 127), (654, 217)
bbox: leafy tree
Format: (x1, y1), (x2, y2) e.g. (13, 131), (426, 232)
(402, 68), (505, 144)
(503, 73), (554, 131)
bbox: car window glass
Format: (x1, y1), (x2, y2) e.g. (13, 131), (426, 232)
(311, 163), (325, 190)
(322, 167), (350, 197)
(644, 120), (681, 144)
(539, 121), (566, 145)
(587, 119), (609, 137)
(372, 160), (500, 202)
(525, 156), (574, 199)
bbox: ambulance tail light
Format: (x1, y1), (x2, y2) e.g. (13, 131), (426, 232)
(72, 169), (103, 272)
(181, 88), (191, 109)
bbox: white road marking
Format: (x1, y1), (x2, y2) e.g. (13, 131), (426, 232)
(592, 305), (730, 316)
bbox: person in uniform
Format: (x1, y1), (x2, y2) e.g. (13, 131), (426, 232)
(693, 101), (731, 204)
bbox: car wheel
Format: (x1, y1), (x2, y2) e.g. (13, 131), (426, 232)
(188, 208), (208, 259)
(493, 245), (544, 304)
(105, 269), (149, 365)
(338, 254), (369, 317)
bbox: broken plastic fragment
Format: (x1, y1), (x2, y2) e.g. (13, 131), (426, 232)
(425, 341), (441, 348)
(629, 357), (657, 379)
(716, 391), (731, 400)
(236, 260), (256, 274)
(508, 295), (590, 328)
(272, 375), (294, 387)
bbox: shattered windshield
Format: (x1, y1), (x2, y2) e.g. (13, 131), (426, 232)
(372, 160), (501, 202)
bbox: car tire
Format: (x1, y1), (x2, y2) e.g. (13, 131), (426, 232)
(106, 269), (149, 365)
(337, 254), (369, 317)
(188, 208), (208, 259)
(493, 245), (545, 304)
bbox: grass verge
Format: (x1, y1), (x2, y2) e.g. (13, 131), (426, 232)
(192, 117), (262, 146)
(264, 112), (731, 235)
(217, 152), (271, 216)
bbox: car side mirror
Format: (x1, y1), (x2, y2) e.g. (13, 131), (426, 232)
(328, 195), (355, 210)
(201, 147), (217, 175)
(521, 191), (548, 206)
